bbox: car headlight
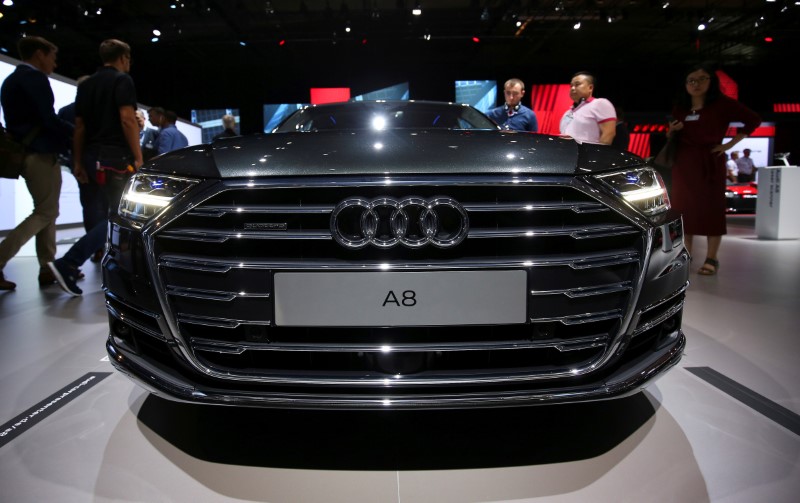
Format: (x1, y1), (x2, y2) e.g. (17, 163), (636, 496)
(596, 167), (670, 218)
(119, 173), (198, 224)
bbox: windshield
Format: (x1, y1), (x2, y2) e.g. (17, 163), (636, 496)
(273, 101), (498, 133)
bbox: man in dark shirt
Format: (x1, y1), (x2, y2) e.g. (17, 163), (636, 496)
(212, 113), (238, 140)
(48, 39), (142, 296)
(56, 75), (102, 235)
(72, 38), (142, 211)
(0, 36), (73, 290)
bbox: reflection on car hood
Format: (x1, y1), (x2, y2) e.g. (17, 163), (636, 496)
(149, 130), (643, 178)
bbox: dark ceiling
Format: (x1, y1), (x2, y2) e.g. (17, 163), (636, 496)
(1, 0), (798, 131)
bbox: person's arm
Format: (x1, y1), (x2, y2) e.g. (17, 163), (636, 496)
(528, 111), (539, 133)
(714, 98), (762, 154)
(119, 106), (143, 169)
(156, 128), (172, 155)
(714, 133), (747, 155)
(72, 116), (88, 184)
(598, 120), (616, 145)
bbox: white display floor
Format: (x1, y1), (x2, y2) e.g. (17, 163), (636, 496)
(1, 216), (798, 503)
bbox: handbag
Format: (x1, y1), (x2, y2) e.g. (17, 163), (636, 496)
(0, 125), (40, 180)
(649, 134), (678, 195)
(651, 135), (678, 171)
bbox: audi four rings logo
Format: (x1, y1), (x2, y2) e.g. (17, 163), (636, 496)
(330, 196), (469, 249)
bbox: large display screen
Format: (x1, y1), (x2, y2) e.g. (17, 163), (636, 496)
(191, 108), (241, 143)
(454, 80), (496, 113)
(263, 104), (307, 133)
(353, 82), (409, 101)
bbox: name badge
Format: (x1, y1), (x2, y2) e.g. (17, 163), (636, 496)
(685, 113), (700, 121)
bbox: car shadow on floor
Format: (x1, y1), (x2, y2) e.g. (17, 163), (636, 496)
(135, 392), (656, 470)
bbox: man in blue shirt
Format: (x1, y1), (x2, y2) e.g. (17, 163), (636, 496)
(155, 110), (188, 154)
(486, 78), (538, 133)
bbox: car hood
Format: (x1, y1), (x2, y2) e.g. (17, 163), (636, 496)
(147, 130), (643, 178)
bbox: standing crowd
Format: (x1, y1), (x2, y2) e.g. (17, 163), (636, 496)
(0, 36), (762, 294)
(0, 36), (187, 294)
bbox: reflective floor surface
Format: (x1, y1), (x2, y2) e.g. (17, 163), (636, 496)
(1, 215), (798, 502)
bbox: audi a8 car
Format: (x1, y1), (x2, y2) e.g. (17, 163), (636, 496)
(104, 100), (689, 409)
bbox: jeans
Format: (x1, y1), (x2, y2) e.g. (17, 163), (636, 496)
(83, 145), (134, 218)
(61, 220), (107, 268)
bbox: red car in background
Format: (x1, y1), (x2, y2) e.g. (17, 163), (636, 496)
(725, 182), (758, 214)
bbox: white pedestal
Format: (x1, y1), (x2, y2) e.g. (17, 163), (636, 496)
(756, 166), (800, 240)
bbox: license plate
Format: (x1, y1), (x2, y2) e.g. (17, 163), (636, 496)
(273, 270), (527, 327)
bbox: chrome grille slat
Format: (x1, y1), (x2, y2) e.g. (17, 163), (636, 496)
(177, 313), (271, 328)
(188, 201), (609, 218)
(470, 224), (637, 239)
(189, 334), (610, 354)
(160, 223), (637, 242)
(189, 204), (334, 217)
(158, 251), (640, 272)
(160, 228), (332, 241)
(166, 286), (270, 301)
(463, 201), (608, 213)
(533, 309), (623, 325)
(531, 281), (632, 298)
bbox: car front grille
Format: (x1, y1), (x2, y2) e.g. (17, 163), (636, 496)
(149, 175), (645, 386)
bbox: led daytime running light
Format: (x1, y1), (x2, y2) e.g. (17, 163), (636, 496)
(621, 186), (665, 203)
(123, 191), (172, 207)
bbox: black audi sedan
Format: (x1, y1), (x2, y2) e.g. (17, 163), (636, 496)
(104, 100), (689, 409)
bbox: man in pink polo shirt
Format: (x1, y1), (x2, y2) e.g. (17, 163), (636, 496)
(559, 71), (617, 145)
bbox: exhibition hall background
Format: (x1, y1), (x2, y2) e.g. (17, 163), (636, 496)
(0, 1), (798, 153)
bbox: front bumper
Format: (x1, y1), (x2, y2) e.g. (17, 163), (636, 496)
(107, 329), (685, 409)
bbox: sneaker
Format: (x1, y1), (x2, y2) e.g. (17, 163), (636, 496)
(38, 266), (57, 286)
(47, 259), (83, 296)
(0, 271), (16, 291)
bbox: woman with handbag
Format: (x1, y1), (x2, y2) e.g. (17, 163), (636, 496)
(666, 62), (761, 276)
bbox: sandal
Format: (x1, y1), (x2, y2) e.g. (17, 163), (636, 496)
(698, 258), (719, 276)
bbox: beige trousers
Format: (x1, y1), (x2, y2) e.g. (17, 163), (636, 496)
(0, 153), (62, 269)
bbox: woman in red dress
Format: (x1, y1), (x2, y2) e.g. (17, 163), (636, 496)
(667, 63), (761, 275)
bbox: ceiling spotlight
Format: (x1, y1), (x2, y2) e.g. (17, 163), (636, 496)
(239, 40), (247, 46)
(265, 1), (274, 15)
(573, 21), (581, 30)
(764, 36), (773, 42)
(516, 20), (522, 27)
(3, 0), (14, 6)
(345, 21), (351, 33)
(697, 22), (706, 31)
(152, 29), (161, 36)
(412, 4), (422, 16)
(662, 2), (669, 8)
(471, 36), (480, 43)
(480, 8), (489, 22)
(424, 30), (431, 41)
(151, 37), (159, 43)
(96, 8), (102, 15)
